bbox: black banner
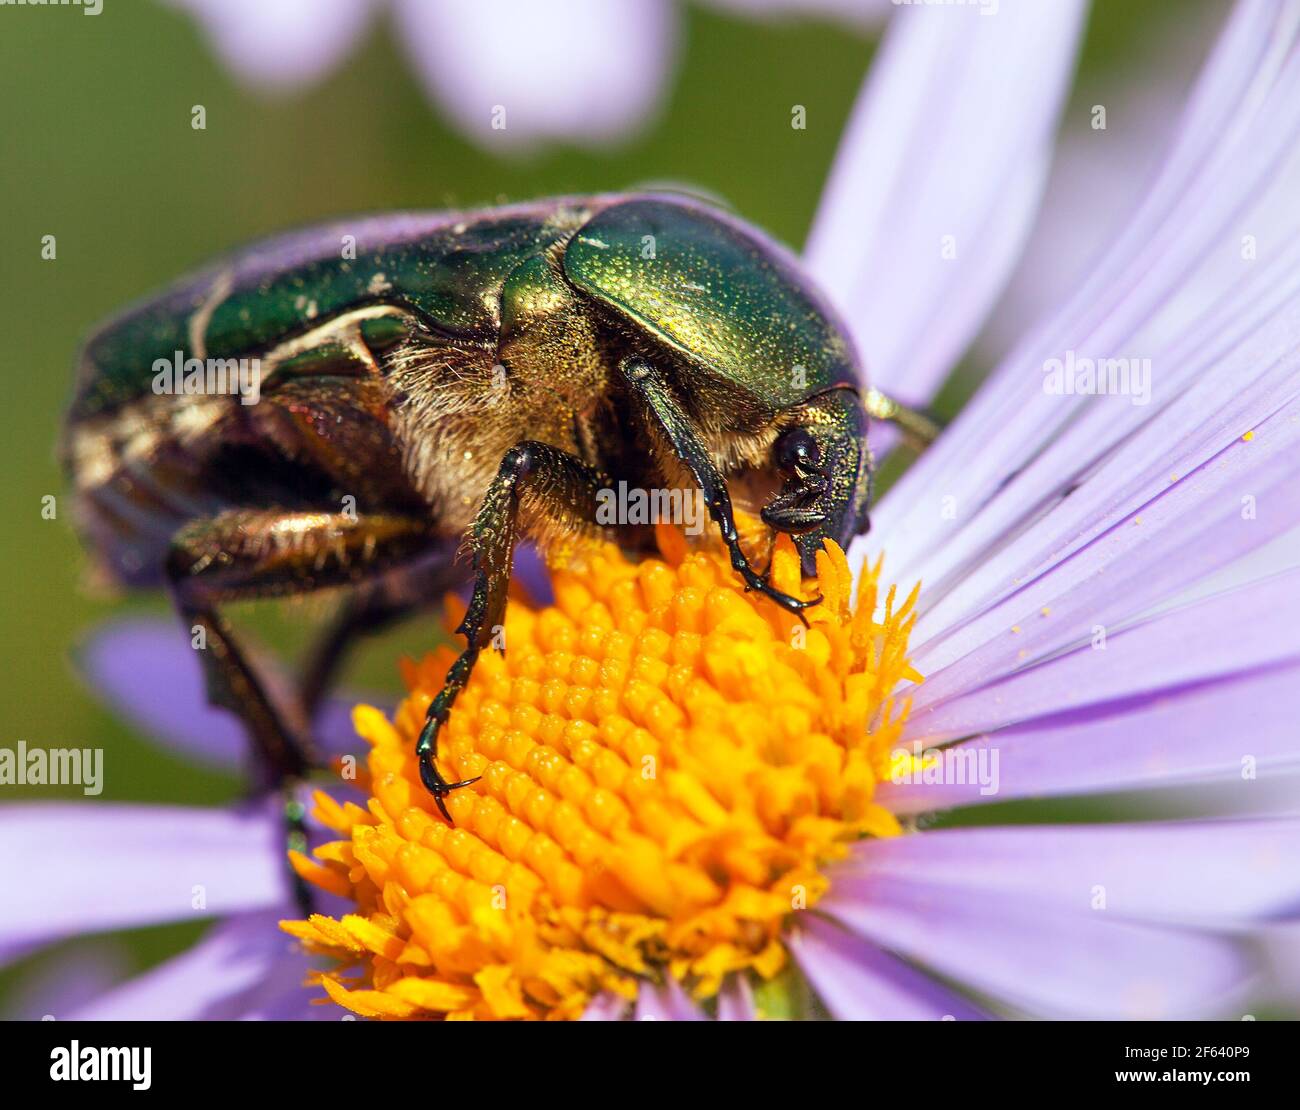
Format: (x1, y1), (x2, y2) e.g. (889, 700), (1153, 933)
(1, 1018), (1292, 1096)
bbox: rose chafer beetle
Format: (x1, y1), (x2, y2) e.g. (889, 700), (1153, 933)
(63, 193), (934, 845)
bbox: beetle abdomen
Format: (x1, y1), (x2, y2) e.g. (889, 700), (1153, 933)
(67, 371), (439, 587)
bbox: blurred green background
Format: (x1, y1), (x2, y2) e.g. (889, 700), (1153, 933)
(0, 0), (1219, 1011)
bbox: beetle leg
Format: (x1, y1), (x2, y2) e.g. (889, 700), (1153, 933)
(863, 388), (941, 452)
(417, 442), (610, 821)
(618, 357), (820, 622)
(165, 509), (439, 909)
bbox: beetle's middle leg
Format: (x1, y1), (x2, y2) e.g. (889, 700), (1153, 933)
(417, 442), (609, 822)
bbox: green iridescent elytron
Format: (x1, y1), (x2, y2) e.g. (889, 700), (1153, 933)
(63, 193), (926, 848)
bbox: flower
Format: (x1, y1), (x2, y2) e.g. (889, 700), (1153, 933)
(166, 0), (884, 154)
(8, 0), (1300, 1020)
(282, 529), (919, 1018)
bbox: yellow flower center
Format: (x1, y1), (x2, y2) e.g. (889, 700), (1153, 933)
(282, 523), (920, 1020)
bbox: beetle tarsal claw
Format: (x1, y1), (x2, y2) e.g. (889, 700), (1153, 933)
(742, 572), (822, 626)
(417, 744), (480, 823)
(787, 592), (823, 623)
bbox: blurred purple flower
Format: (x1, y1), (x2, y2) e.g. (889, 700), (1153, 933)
(166, 0), (885, 153)
(76, 618), (366, 773)
(8, 0), (1300, 1019)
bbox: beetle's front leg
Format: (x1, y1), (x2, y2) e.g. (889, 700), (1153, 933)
(618, 357), (820, 621)
(417, 442), (610, 822)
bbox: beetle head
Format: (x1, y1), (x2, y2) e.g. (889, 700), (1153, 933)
(561, 194), (873, 575)
(761, 387), (872, 575)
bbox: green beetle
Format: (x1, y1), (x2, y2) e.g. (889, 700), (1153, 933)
(63, 193), (926, 833)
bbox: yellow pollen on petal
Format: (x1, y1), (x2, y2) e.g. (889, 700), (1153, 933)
(283, 525), (920, 1020)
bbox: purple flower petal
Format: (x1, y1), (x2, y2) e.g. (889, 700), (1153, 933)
(633, 978), (706, 1020)
(904, 392), (1300, 704)
(1, 802), (288, 961)
(805, 0), (1085, 408)
(393, 0), (675, 152)
(906, 569), (1300, 742)
(977, 15), (1219, 367)
(881, 662), (1300, 811)
(819, 870), (1252, 1019)
(580, 991), (631, 1021)
(867, 1), (1300, 587)
(586, 977), (750, 1021)
(0, 943), (129, 1022)
(715, 973), (756, 1021)
(789, 915), (987, 1020)
(513, 543), (555, 608)
(78, 618), (372, 770)
(168, 0), (374, 92)
(836, 821), (1300, 929)
(69, 912), (333, 1020)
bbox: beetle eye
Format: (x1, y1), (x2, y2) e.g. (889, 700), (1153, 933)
(776, 427), (821, 473)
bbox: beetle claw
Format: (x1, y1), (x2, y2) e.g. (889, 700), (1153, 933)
(418, 741), (480, 824)
(780, 593), (821, 627)
(742, 572), (822, 626)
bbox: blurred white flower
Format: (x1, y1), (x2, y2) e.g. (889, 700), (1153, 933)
(167, 0), (886, 153)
